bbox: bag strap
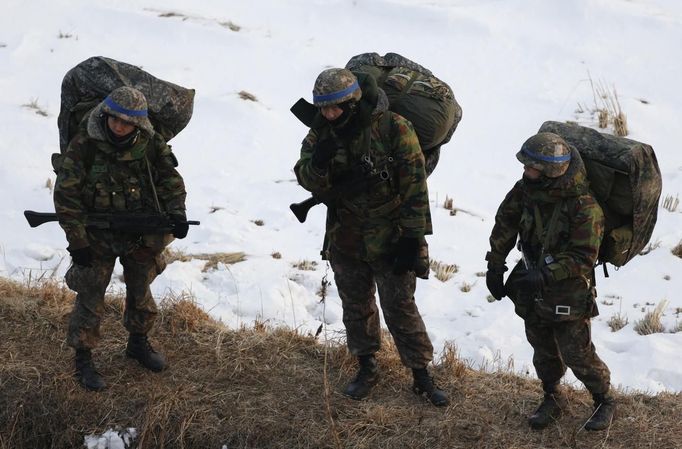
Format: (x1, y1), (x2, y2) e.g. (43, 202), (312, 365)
(532, 202), (563, 267)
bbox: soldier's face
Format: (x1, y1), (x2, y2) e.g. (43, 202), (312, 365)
(523, 165), (542, 180)
(320, 105), (343, 122)
(107, 115), (136, 137)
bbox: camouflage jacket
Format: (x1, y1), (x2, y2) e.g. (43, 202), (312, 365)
(487, 149), (604, 310)
(294, 101), (431, 261)
(54, 120), (186, 251)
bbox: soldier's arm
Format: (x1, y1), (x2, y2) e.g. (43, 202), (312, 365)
(53, 139), (89, 250)
(152, 134), (187, 217)
(544, 195), (604, 281)
(486, 181), (524, 269)
(293, 129), (332, 194)
(390, 114), (428, 239)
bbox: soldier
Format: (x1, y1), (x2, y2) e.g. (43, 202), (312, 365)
(54, 86), (188, 391)
(485, 132), (615, 430)
(294, 68), (448, 406)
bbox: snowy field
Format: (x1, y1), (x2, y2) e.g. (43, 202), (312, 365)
(2, 0), (682, 397)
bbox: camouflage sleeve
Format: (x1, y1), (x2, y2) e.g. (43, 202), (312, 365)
(152, 134), (187, 218)
(390, 113), (428, 238)
(293, 129), (332, 193)
(53, 137), (89, 250)
(545, 195), (604, 281)
(486, 181), (524, 269)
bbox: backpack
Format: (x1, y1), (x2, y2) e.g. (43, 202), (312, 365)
(538, 121), (662, 268)
(57, 56), (195, 153)
(345, 52), (462, 175)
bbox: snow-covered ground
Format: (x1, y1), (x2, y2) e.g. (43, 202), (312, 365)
(2, 0), (682, 395)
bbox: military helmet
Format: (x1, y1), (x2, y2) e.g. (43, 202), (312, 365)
(99, 86), (154, 136)
(312, 68), (362, 107)
(516, 132), (571, 178)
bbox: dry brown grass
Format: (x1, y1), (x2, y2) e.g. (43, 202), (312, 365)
(163, 248), (247, 272)
(662, 194), (679, 213)
(672, 241), (682, 259)
(0, 277), (681, 449)
(429, 259), (459, 282)
(634, 300), (668, 335)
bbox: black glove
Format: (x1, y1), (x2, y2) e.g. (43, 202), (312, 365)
(170, 214), (189, 239)
(486, 269), (506, 300)
(392, 237), (419, 275)
(69, 246), (93, 267)
(311, 138), (338, 171)
(516, 268), (547, 293)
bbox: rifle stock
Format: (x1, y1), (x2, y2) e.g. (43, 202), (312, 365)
(289, 197), (322, 223)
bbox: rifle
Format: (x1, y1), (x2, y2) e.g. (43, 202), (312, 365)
(24, 210), (200, 234)
(290, 155), (390, 223)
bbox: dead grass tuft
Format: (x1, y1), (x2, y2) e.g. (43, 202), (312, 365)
(634, 300), (668, 335)
(429, 259), (458, 282)
(0, 278), (681, 448)
(163, 248), (247, 272)
(460, 281), (473, 293)
(292, 260), (318, 271)
(238, 90), (258, 102)
(443, 195), (454, 210)
(271, 251), (282, 259)
(607, 313), (629, 332)
(662, 194), (679, 213)
(220, 21), (241, 31)
(21, 98), (48, 117)
(672, 241), (682, 259)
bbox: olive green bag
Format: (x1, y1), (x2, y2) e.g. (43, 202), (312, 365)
(346, 52), (462, 176)
(538, 121), (662, 268)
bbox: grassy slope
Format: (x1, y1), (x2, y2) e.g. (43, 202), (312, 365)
(0, 278), (680, 449)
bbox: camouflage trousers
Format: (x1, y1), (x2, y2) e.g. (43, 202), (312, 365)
(525, 316), (611, 394)
(329, 247), (433, 369)
(65, 246), (166, 350)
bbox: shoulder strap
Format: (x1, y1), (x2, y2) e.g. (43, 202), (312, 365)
(533, 202), (563, 266)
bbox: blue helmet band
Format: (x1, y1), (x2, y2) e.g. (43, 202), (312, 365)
(104, 96), (148, 117)
(313, 81), (360, 104)
(522, 147), (571, 163)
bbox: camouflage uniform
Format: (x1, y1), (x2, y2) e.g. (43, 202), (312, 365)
(486, 141), (611, 395)
(54, 87), (186, 350)
(294, 70), (434, 368)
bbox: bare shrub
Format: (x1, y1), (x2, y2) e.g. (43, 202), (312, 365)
(634, 300), (668, 335)
(271, 252), (282, 259)
(429, 259), (458, 282)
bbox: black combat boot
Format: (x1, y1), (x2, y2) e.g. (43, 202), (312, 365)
(126, 333), (167, 372)
(412, 368), (449, 406)
(74, 349), (106, 391)
(343, 354), (379, 400)
(528, 385), (566, 429)
(584, 393), (616, 431)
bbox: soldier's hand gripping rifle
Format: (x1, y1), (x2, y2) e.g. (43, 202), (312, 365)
(24, 210), (200, 234)
(290, 154), (390, 223)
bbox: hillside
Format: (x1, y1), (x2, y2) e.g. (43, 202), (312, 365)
(0, 278), (680, 449)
